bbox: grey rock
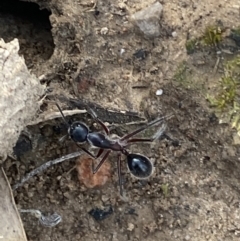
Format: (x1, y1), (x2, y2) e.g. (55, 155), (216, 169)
(132, 2), (163, 38)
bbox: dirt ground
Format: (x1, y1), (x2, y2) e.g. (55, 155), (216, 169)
(2, 0), (240, 240)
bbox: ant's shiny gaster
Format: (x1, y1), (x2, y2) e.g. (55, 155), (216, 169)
(127, 153), (153, 179)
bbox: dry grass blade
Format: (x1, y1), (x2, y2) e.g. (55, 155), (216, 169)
(0, 167), (27, 241)
(13, 151), (82, 190)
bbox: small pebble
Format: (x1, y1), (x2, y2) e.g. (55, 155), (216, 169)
(89, 206), (113, 221)
(156, 89), (163, 96)
(233, 133), (240, 145)
(120, 48), (125, 55)
(134, 49), (147, 60)
(101, 194), (110, 203)
(100, 27), (108, 35)
(185, 235), (190, 240)
(127, 223), (135, 231)
(172, 31), (177, 38)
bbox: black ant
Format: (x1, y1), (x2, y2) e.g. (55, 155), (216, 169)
(56, 103), (172, 196)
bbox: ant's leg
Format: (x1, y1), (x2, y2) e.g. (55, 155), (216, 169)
(76, 145), (96, 158)
(87, 107), (110, 135)
(117, 154), (123, 196)
(126, 138), (153, 144)
(96, 148), (104, 158)
(75, 145), (108, 174)
(91, 148), (105, 172)
(92, 150), (111, 174)
(125, 123), (167, 145)
(76, 145), (106, 174)
(55, 103), (69, 126)
(120, 115), (172, 141)
(76, 143), (104, 159)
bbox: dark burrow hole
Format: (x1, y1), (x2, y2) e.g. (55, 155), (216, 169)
(0, 0), (54, 68)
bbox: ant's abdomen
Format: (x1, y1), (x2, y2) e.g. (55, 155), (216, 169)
(127, 153), (153, 179)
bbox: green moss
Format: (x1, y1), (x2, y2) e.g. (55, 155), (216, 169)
(201, 25), (223, 46)
(173, 62), (200, 90)
(229, 27), (240, 47)
(207, 76), (237, 109)
(161, 183), (169, 198)
(231, 27), (240, 37)
(185, 39), (198, 54)
(185, 25), (223, 54)
(206, 55), (240, 134)
(173, 62), (189, 84)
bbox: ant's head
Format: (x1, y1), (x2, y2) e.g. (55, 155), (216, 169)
(56, 103), (89, 143)
(68, 122), (89, 143)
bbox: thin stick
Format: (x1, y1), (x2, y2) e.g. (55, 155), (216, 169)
(12, 151), (82, 190)
(213, 57), (220, 74)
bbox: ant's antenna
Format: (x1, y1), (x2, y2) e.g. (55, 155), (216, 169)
(55, 103), (69, 127)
